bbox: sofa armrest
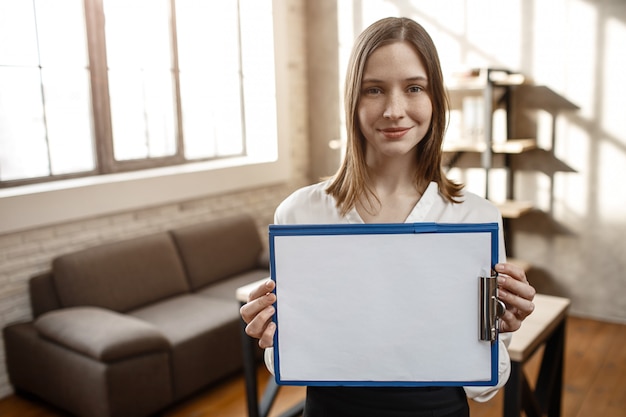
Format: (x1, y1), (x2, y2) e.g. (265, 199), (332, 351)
(34, 307), (169, 362)
(29, 272), (62, 318)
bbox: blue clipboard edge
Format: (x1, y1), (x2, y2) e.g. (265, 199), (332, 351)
(269, 222), (500, 387)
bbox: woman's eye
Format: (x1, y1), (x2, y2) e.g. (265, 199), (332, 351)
(364, 87), (382, 95)
(408, 85), (423, 93)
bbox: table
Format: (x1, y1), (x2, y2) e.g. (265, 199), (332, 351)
(504, 293), (570, 417)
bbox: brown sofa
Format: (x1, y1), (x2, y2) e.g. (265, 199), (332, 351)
(3, 213), (268, 417)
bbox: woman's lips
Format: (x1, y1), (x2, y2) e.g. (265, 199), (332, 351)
(379, 127), (411, 139)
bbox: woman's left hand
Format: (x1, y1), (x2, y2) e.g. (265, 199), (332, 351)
(495, 262), (536, 332)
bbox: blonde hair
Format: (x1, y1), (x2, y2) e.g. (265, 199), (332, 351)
(326, 17), (463, 216)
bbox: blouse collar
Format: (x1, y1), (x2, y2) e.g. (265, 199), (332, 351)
(344, 181), (439, 224)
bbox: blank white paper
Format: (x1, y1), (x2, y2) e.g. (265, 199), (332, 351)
(272, 228), (495, 385)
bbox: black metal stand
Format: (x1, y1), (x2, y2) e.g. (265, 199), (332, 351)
(503, 319), (566, 417)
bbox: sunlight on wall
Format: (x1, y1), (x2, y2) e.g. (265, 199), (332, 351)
(342, 0), (527, 75)
(554, 121), (590, 221)
(602, 17), (626, 141)
(535, 110), (554, 150)
(598, 139), (626, 221)
(463, 1), (522, 68)
(537, 0), (597, 226)
(597, 17), (626, 222)
(563, 0), (597, 120)
(532, 0), (568, 88)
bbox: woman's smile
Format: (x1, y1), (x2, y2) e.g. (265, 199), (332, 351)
(379, 126), (413, 139)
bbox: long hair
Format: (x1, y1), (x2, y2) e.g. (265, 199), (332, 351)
(326, 17), (463, 216)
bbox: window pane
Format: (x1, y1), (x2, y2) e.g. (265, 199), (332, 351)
(108, 69), (176, 160)
(108, 69), (151, 160)
(239, 0), (278, 160)
(104, 0), (176, 161)
(176, 0), (244, 159)
(104, 0), (171, 68)
(37, 0), (93, 175)
(0, 0), (93, 182)
(43, 69), (96, 174)
(143, 70), (176, 157)
(0, 68), (50, 181)
(35, 0), (88, 67)
(178, 71), (243, 159)
(0, 0), (39, 66)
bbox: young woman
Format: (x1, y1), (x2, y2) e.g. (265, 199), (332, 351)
(241, 17), (536, 417)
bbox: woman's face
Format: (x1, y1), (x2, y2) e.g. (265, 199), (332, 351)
(357, 41), (433, 163)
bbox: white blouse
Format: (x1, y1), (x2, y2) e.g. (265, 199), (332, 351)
(267, 179), (512, 402)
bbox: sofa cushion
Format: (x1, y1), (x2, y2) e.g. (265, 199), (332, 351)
(129, 294), (243, 399)
(170, 214), (264, 290)
(129, 294), (238, 345)
(53, 233), (190, 312)
(35, 307), (169, 362)
(194, 269), (270, 301)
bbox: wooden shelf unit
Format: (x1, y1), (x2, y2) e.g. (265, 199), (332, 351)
(444, 68), (578, 262)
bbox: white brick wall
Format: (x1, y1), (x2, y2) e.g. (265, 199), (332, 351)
(0, 0), (310, 399)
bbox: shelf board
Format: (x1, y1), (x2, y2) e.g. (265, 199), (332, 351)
(495, 200), (534, 219)
(443, 138), (537, 154)
(492, 72), (526, 87)
(446, 71), (525, 92)
(515, 85), (580, 112)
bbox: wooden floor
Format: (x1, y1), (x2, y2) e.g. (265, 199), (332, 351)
(0, 315), (624, 417)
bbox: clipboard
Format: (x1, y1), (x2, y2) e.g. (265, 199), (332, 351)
(269, 222), (504, 387)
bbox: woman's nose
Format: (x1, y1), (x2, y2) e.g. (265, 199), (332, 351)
(382, 92), (404, 120)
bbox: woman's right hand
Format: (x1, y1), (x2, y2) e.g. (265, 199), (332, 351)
(240, 279), (277, 348)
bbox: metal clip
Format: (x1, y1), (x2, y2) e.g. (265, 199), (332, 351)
(479, 271), (506, 341)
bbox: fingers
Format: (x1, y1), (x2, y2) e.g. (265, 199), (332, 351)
(496, 263), (536, 300)
(496, 263), (536, 333)
(240, 280), (276, 324)
(247, 279), (276, 304)
(239, 280), (277, 348)
(499, 309), (522, 332)
(258, 321), (276, 349)
(243, 301), (276, 349)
